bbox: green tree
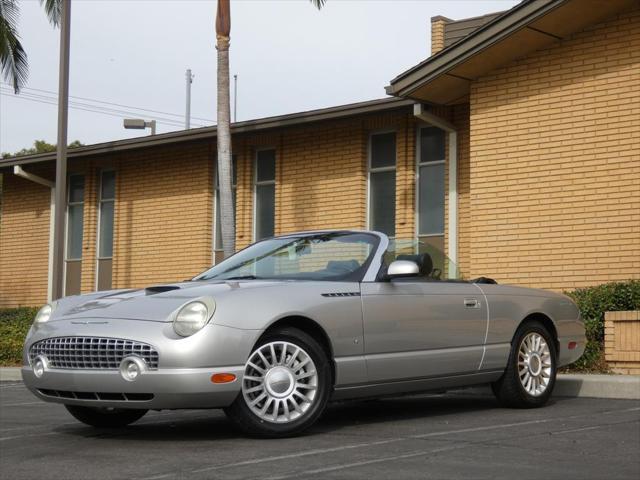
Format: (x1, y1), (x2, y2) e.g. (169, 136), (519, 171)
(215, 0), (325, 258)
(0, 0), (61, 93)
(1, 139), (82, 158)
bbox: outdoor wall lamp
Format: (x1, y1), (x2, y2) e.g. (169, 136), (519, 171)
(123, 118), (157, 135)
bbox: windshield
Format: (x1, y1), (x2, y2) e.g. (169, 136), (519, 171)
(382, 238), (465, 281)
(194, 232), (379, 282)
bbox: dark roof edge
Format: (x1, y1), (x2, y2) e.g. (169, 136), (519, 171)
(387, 0), (563, 95)
(443, 10), (508, 26)
(431, 15), (452, 23)
(1, 97), (414, 167)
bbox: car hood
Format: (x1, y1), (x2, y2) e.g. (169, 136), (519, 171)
(51, 280), (285, 322)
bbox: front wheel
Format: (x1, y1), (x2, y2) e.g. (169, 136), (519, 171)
(492, 321), (557, 408)
(65, 405), (147, 427)
(224, 327), (332, 437)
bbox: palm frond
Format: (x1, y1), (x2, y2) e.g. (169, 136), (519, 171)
(0, 0), (28, 93)
(39, 0), (61, 27)
(310, 0), (326, 10)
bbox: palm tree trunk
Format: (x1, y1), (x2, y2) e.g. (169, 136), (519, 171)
(216, 0), (235, 258)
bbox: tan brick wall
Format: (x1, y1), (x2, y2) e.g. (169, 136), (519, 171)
(468, 7), (640, 290)
(453, 103), (471, 278)
(0, 173), (51, 307)
(0, 109), (423, 306)
(605, 311), (640, 374)
(112, 142), (213, 288)
(232, 110), (420, 250)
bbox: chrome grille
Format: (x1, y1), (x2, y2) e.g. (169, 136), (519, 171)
(29, 337), (159, 370)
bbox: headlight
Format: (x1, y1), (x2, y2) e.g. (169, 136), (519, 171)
(173, 300), (212, 337)
(34, 304), (53, 324)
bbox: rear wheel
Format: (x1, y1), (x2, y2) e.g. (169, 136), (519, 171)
(224, 327), (332, 437)
(65, 405), (147, 427)
(492, 321), (557, 408)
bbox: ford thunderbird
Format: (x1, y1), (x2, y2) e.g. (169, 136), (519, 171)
(22, 230), (585, 437)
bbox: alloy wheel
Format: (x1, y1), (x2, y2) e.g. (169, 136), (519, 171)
(242, 341), (318, 423)
(518, 332), (552, 396)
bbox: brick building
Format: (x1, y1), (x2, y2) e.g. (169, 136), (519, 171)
(1, 0), (638, 307)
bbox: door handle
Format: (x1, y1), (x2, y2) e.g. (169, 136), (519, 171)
(464, 298), (480, 308)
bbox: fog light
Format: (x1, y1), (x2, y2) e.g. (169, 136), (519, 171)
(33, 355), (48, 378)
(119, 356), (147, 382)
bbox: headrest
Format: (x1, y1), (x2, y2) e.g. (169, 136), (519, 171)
(396, 253), (433, 276)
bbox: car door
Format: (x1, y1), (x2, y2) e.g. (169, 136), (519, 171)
(361, 279), (487, 382)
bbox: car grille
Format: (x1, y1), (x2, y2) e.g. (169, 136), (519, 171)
(29, 337), (159, 370)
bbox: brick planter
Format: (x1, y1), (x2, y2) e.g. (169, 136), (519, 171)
(605, 311), (640, 374)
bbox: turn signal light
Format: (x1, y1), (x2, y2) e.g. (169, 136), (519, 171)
(211, 373), (237, 384)
(568, 341), (577, 350)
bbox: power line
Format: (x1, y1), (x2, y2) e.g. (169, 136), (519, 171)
(1, 91), (196, 128)
(1, 87), (205, 128)
(1, 91), (200, 129)
(0, 82), (215, 123)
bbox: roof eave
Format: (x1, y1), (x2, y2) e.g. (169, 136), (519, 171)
(387, 0), (566, 99)
(1, 97), (415, 168)
(387, 0), (636, 104)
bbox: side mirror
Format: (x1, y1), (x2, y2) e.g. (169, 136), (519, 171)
(386, 260), (420, 279)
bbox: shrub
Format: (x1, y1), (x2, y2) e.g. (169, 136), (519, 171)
(565, 280), (640, 372)
(0, 307), (38, 365)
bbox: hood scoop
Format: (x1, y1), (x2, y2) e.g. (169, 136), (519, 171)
(145, 285), (182, 296)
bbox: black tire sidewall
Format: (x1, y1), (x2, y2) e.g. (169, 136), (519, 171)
(225, 327), (332, 437)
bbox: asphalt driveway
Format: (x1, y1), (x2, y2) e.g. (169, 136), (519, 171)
(1, 382), (638, 480)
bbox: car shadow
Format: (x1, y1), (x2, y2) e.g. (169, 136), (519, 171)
(316, 393), (500, 434)
(55, 391), (520, 442)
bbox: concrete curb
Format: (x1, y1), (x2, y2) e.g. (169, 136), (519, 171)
(0, 367), (22, 382)
(554, 374), (640, 400)
(451, 374), (640, 400)
(1, 367), (639, 399)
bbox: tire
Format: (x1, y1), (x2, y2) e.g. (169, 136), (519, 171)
(224, 327), (332, 438)
(492, 321), (557, 408)
(65, 405), (148, 427)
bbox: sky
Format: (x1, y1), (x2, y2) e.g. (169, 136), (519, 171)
(0, 0), (520, 154)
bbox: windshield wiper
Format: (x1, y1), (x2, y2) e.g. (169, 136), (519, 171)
(222, 275), (261, 280)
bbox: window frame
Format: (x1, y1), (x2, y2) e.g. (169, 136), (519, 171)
(415, 124), (446, 239)
(95, 169), (115, 290)
(252, 147), (277, 242)
(63, 173), (85, 296)
(366, 129), (397, 237)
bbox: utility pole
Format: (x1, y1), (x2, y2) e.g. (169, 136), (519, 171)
(52, 0), (72, 301)
(185, 69), (193, 129)
(233, 74), (238, 123)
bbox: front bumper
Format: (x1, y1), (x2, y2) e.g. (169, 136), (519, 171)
(22, 318), (260, 410)
(22, 364), (244, 409)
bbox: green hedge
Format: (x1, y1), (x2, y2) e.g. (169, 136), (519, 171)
(565, 280), (640, 372)
(0, 307), (38, 365)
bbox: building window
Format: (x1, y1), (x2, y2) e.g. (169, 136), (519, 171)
(214, 155), (237, 263)
(418, 126), (446, 255)
(65, 174), (84, 296)
(97, 170), (115, 290)
(254, 149), (276, 241)
(368, 132), (396, 237)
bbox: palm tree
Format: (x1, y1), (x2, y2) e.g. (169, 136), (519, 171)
(215, 0), (325, 259)
(0, 0), (60, 93)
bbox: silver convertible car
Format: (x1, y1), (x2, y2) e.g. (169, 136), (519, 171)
(22, 230), (585, 437)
